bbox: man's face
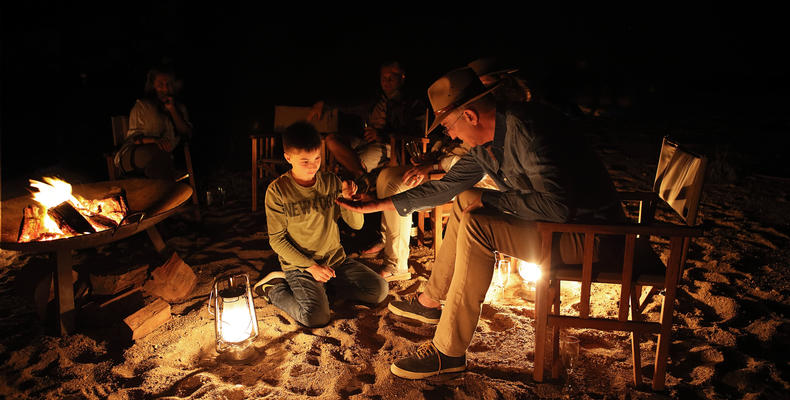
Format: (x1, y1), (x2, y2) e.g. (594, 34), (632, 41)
(441, 109), (484, 146)
(380, 65), (405, 97)
(153, 73), (174, 100)
(285, 147), (322, 180)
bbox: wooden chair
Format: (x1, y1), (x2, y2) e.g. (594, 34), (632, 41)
(250, 106), (338, 212)
(411, 136), (454, 258)
(105, 115), (200, 219)
(532, 136), (707, 391)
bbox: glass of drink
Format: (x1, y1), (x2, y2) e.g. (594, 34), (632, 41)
(561, 335), (580, 396)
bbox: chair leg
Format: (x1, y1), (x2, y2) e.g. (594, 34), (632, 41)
(533, 274), (550, 382)
(106, 155), (117, 181)
(653, 237), (684, 391)
(251, 137), (259, 212)
(551, 280), (561, 379)
(417, 211), (426, 246)
(183, 144), (200, 220)
(630, 287), (642, 386)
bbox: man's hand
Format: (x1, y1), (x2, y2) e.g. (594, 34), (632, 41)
(401, 164), (433, 187)
(307, 101), (325, 121)
(363, 127), (383, 143)
(336, 197), (395, 214)
(341, 180), (357, 200)
(307, 264), (335, 282)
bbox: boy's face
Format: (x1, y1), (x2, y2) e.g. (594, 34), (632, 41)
(284, 147), (322, 180)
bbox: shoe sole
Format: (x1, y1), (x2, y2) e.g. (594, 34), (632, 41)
(253, 271), (286, 297)
(390, 363), (466, 379)
(388, 302), (440, 324)
(383, 272), (412, 282)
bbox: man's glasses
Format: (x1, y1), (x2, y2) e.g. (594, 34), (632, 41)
(439, 112), (464, 135)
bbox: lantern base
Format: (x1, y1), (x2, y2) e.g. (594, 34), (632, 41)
(219, 345), (257, 363)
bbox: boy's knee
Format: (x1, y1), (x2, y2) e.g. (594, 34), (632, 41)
(298, 308), (330, 328)
(371, 276), (389, 304)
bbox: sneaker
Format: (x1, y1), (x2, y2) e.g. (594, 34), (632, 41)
(380, 265), (412, 282)
(388, 295), (441, 324)
(390, 342), (466, 379)
(253, 271), (286, 302)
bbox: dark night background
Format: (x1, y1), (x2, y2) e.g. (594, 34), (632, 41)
(2, 4), (789, 196)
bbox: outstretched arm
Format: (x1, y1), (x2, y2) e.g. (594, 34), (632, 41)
(336, 197), (395, 214)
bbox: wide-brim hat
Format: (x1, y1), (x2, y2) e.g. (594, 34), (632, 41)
(427, 67), (500, 133)
(467, 57), (519, 78)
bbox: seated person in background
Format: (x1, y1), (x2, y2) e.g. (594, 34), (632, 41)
(113, 65), (193, 180)
(308, 60), (425, 189)
(253, 122), (388, 328)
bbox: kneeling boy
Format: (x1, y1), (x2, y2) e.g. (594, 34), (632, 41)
(255, 122), (388, 327)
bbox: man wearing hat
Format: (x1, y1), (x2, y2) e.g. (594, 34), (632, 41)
(337, 67), (623, 379)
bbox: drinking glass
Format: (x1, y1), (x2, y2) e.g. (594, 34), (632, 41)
(561, 335), (580, 396)
(405, 139), (425, 164)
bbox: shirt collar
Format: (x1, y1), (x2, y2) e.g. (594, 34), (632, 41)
(492, 111), (506, 148)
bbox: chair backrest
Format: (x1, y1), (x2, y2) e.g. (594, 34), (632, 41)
(273, 106), (338, 134)
(111, 115), (129, 148)
(653, 136), (707, 226)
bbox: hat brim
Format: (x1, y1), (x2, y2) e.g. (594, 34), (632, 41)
(427, 82), (501, 134)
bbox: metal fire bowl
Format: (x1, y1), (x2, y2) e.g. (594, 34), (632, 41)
(1, 179), (193, 253)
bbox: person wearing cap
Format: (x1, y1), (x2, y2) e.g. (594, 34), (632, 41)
(337, 67), (624, 379)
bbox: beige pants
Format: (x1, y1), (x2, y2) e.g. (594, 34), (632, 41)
(426, 190), (587, 357)
(376, 166), (416, 273)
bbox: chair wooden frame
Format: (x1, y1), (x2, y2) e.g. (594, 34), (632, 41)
(106, 115), (200, 219)
(532, 137), (707, 391)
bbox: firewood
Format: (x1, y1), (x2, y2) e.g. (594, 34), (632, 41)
(47, 201), (96, 235)
(123, 298), (171, 340)
(89, 264), (149, 296)
(143, 252), (197, 302)
(17, 205), (42, 242)
(86, 214), (118, 230)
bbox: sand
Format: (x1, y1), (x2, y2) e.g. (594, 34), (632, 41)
(1, 127), (789, 400)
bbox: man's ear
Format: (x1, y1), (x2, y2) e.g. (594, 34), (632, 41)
(283, 152), (292, 163)
(463, 109), (479, 126)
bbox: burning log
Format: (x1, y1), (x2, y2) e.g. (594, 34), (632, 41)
(16, 180), (131, 242)
(47, 202), (96, 236)
(17, 206), (42, 242)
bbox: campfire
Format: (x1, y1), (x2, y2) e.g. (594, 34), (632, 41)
(17, 177), (129, 243)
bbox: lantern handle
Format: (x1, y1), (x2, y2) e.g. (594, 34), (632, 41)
(207, 278), (217, 316)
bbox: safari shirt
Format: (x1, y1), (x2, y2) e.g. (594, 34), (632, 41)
(392, 102), (623, 224)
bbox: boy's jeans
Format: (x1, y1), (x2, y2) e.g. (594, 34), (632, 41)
(269, 258), (388, 327)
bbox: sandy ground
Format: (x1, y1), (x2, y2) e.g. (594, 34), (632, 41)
(1, 126), (789, 399)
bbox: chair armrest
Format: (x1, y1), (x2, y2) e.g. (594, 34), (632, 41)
(536, 221), (703, 238)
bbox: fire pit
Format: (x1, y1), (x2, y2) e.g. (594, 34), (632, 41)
(1, 178), (193, 335)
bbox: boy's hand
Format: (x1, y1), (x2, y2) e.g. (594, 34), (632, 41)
(341, 180), (357, 200)
(307, 264), (336, 282)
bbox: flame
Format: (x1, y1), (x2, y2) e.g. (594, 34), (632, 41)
(20, 177), (126, 242)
